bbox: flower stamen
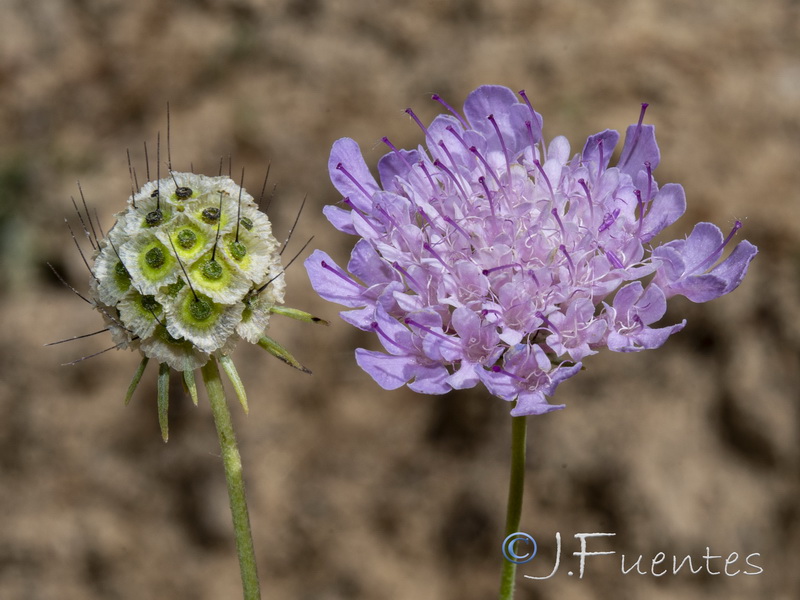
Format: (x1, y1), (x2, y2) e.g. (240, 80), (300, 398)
(431, 93), (468, 128)
(487, 114), (512, 181)
(336, 163), (374, 201)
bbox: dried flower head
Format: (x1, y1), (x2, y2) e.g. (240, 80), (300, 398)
(53, 150), (322, 441)
(305, 85), (757, 416)
(52, 123), (327, 598)
(92, 171), (285, 371)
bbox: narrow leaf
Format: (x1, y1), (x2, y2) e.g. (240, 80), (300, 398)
(183, 369), (198, 406)
(218, 355), (249, 414)
(125, 356), (149, 406)
(270, 305), (330, 326)
(257, 335), (312, 374)
(157, 362), (170, 442)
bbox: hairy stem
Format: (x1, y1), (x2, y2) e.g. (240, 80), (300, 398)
(499, 415), (528, 600)
(201, 357), (261, 600)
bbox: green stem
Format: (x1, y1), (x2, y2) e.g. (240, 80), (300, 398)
(201, 357), (261, 600)
(499, 415), (528, 600)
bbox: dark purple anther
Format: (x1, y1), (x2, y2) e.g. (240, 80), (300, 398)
(405, 108), (429, 136)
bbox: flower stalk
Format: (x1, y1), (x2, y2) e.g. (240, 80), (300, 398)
(202, 356), (261, 600)
(499, 414), (527, 600)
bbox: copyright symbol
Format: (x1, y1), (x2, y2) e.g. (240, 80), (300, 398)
(502, 532), (537, 564)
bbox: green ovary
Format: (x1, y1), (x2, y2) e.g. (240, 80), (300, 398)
(177, 228), (197, 249)
(202, 259), (224, 280)
(179, 293), (224, 330)
(126, 292), (162, 322)
(154, 324), (189, 347)
(169, 224), (207, 261)
(114, 261), (132, 292)
(165, 279), (186, 297)
(145, 247), (165, 268)
(190, 297), (213, 321)
(229, 240), (247, 261)
(189, 254), (238, 295)
(140, 294), (160, 313)
(138, 240), (176, 283)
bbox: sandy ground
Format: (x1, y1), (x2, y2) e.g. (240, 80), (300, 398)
(0, 0), (798, 598)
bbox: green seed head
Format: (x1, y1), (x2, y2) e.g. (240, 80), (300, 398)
(88, 172), (286, 370)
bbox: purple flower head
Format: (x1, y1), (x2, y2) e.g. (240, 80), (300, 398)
(306, 85), (757, 416)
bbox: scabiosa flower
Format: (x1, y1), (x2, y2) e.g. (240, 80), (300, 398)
(55, 148), (324, 599)
(63, 167), (321, 439)
(92, 172), (285, 372)
(305, 85), (757, 417)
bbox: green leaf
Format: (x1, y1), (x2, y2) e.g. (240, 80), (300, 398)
(125, 356), (149, 406)
(218, 354), (249, 414)
(257, 335), (311, 374)
(270, 305), (329, 326)
(183, 369), (198, 406)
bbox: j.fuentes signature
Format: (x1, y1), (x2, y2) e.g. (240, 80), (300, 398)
(502, 532), (763, 579)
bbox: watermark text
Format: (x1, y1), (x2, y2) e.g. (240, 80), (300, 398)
(501, 532), (763, 579)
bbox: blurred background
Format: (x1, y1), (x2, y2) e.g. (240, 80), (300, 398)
(0, 0), (798, 598)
